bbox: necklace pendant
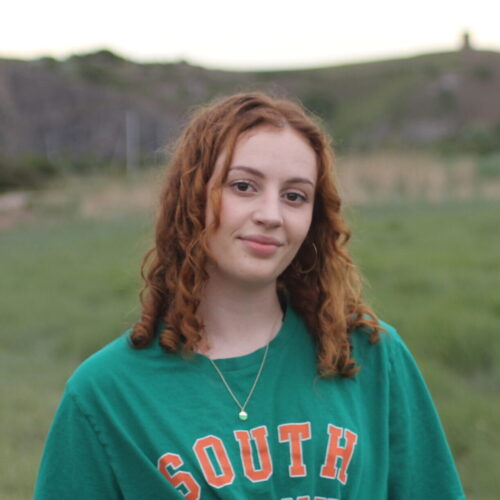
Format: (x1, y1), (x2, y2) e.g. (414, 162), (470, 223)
(238, 410), (248, 421)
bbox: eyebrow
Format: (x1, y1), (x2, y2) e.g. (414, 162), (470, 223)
(229, 165), (315, 187)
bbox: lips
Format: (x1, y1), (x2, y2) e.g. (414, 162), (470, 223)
(238, 235), (283, 256)
(239, 235), (283, 246)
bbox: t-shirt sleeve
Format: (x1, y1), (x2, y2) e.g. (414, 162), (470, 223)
(34, 388), (122, 499)
(386, 329), (466, 499)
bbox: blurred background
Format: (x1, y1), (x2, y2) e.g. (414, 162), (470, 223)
(1, 1), (499, 498)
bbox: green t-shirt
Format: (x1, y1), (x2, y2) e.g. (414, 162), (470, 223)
(35, 306), (465, 499)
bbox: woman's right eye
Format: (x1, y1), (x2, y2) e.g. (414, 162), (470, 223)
(231, 181), (254, 192)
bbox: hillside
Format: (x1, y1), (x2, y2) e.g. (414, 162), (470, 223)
(0, 47), (499, 171)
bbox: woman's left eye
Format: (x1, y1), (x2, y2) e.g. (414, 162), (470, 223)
(284, 192), (307, 202)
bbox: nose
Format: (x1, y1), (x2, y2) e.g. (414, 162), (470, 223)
(251, 191), (283, 228)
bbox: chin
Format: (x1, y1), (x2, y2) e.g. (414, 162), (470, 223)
(223, 266), (281, 287)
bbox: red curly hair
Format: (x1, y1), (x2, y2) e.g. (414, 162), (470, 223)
(130, 92), (382, 377)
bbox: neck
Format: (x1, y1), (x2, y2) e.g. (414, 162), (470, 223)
(197, 275), (283, 359)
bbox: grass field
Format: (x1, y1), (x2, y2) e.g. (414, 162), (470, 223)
(1, 192), (499, 499)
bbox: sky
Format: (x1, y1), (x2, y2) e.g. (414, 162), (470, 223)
(2, 1), (499, 70)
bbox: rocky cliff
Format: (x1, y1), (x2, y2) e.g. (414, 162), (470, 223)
(1, 48), (499, 169)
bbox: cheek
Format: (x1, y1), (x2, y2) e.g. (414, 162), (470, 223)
(292, 211), (314, 244)
(217, 193), (246, 231)
(205, 200), (236, 249)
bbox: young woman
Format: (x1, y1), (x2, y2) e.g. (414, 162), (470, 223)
(35, 93), (465, 499)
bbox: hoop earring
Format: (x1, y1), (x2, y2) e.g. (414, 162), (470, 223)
(292, 242), (318, 275)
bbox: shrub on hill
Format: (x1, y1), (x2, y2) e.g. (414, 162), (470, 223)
(439, 120), (500, 156)
(0, 156), (60, 192)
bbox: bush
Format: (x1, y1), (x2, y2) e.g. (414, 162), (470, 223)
(439, 121), (500, 156)
(476, 153), (500, 179)
(0, 156), (60, 192)
(472, 65), (495, 81)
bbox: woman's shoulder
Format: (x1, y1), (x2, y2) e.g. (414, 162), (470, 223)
(65, 329), (163, 397)
(349, 318), (413, 371)
(65, 332), (129, 389)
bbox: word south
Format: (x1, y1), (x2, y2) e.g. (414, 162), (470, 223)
(157, 422), (358, 499)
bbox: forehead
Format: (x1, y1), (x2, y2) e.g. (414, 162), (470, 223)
(212, 125), (318, 184)
(230, 126), (317, 178)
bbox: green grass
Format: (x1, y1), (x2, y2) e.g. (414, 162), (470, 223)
(0, 215), (151, 499)
(348, 200), (500, 499)
(1, 200), (499, 499)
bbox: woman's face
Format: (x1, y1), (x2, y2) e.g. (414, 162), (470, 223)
(205, 125), (317, 287)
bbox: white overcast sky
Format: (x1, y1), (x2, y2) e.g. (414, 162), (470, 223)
(2, 1), (499, 70)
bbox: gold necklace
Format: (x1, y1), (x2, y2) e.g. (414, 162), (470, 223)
(208, 315), (281, 421)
